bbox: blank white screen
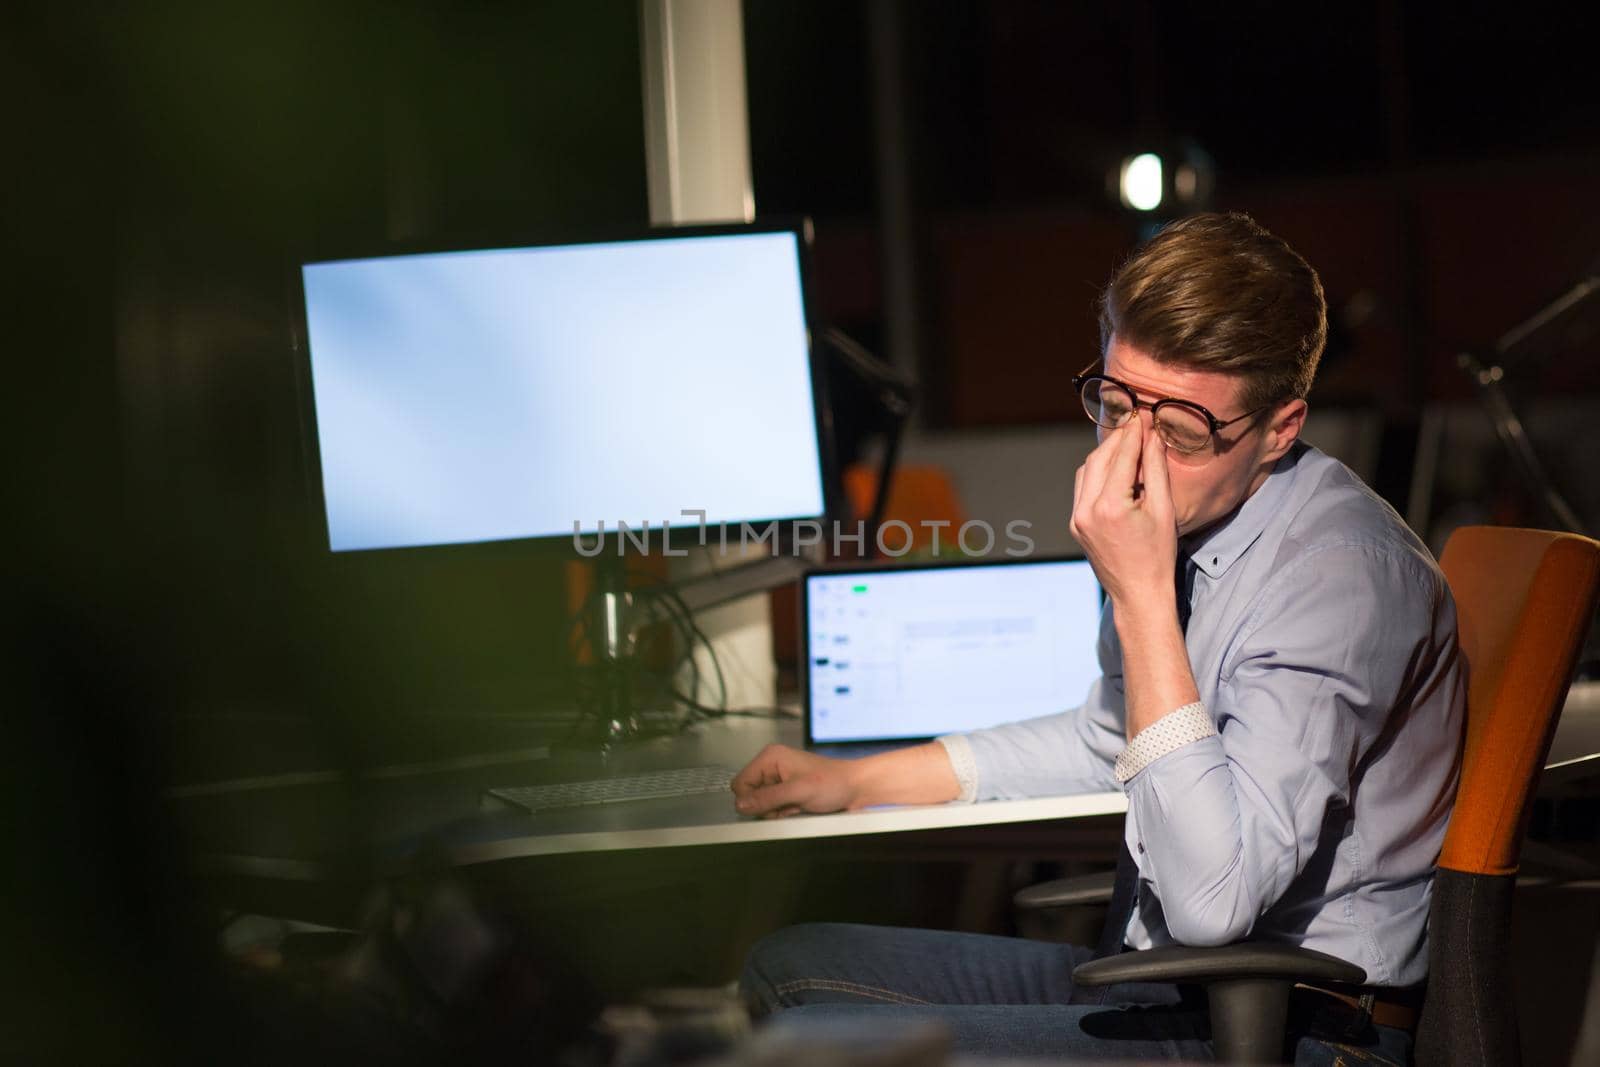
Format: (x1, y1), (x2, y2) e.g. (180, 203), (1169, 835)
(301, 231), (826, 552)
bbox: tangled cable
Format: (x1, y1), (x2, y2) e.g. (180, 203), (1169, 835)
(564, 572), (786, 743)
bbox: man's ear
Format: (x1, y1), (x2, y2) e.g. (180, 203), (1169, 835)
(1261, 398), (1307, 463)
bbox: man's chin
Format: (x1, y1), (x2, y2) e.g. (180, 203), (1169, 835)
(1178, 510), (1224, 541)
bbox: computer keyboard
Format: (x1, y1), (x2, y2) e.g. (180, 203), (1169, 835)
(486, 765), (735, 813)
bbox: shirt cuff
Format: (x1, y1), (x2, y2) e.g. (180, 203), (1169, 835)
(935, 734), (979, 804)
(1113, 701), (1215, 784)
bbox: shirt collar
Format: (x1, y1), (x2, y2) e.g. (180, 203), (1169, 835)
(1181, 442), (1304, 581)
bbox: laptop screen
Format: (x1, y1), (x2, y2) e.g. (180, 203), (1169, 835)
(803, 557), (1104, 744)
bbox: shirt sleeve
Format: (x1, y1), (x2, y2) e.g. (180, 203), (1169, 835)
(1122, 542), (1445, 947)
(935, 734), (980, 803)
(943, 602), (1126, 801)
(1114, 701), (1215, 783)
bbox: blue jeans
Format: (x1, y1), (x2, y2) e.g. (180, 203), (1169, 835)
(740, 923), (1412, 1064)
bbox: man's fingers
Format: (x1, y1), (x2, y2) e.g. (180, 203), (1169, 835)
(1104, 413), (1144, 503)
(731, 744), (790, 794)
(762, 804), (805, 820)
(1076, 423), (1124, 505)
(736, 776), (811, 817)
(1141, 424), (1175, 521)
(730, 757), (769, 795)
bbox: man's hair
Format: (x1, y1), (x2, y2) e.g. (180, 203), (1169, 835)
(1098, 212), (1327, 412)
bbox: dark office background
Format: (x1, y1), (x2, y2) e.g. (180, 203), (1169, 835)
(7, 0), (1600, 1060)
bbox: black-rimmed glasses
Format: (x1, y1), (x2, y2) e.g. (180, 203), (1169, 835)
(1071, 368), (1265, 454)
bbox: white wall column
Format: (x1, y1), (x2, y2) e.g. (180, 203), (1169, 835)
(639, 0), (755, 226)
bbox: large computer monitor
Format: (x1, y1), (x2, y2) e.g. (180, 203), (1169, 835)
(292, 223), (831, 556)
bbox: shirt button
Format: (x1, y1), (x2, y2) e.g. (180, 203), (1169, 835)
(1137, 842), (1145, 854)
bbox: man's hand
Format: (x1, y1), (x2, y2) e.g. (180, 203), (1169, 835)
(731, 744), (861, 818)
(1073, 417), (1200, 738)
(731, 741), (963, 817)
(1070, 417), (1178, 610)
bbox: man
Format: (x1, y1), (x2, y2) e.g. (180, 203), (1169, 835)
(731, 213), (1465, 1063)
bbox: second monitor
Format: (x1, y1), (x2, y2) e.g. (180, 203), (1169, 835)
(803, 557), (1103, 745)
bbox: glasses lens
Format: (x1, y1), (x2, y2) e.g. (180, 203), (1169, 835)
(1154, 404), (1212, 453)
(1081, 378), (1135, 429)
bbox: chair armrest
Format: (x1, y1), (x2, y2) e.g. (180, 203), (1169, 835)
(1074, 944), (1367, 1065)
(1073, 942), (1366, 987)
(1012, 869), (1117, 911)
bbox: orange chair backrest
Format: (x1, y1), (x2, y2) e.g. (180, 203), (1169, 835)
(1436, 526), (1600, 876)
(843, 463), (964, 549)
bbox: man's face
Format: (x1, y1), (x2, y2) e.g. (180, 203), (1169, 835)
(1102, 336), (1295, 537)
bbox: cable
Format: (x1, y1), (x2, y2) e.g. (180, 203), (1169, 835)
(643, 585), (728, 714)
(562, 555), (807, 738)
(561, 568), (755, 740)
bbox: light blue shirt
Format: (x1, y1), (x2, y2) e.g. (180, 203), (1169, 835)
(941, 442), (1465, 987)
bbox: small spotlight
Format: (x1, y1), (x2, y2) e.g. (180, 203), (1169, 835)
(1107, 141), (1215, 219)
(1119, 153), (1164, 212)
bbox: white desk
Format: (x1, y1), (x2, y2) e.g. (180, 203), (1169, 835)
(456, 790), (1126, 863)
(444, 715), (1125, 865)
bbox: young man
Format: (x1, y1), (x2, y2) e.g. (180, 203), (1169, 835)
(731, 213), (1465, 1062)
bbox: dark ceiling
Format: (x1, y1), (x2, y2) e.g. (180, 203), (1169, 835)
(748, 0), (1600, 218)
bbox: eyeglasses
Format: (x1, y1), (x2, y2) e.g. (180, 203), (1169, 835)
(1071, 367), (1266, 454)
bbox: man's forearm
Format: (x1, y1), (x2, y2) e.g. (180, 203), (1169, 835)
(1114, 603), (1201, 738)
(846, 741), (963, 807)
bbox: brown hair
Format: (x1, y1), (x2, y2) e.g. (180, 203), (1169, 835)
(1098, 212), (1327, 412)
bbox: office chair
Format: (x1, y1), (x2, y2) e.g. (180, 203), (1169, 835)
(841, 461), (966, 556)
(1016, 525), (1600, 1064)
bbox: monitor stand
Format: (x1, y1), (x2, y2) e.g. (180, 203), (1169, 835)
(588, 555), (638, 743)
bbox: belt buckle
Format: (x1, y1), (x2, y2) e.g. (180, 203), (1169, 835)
(1355, 991), (1378, 1033)
(1294, 983), (1378, 1043)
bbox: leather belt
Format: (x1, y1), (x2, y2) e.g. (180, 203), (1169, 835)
(1294, 983), (1419, 1033)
